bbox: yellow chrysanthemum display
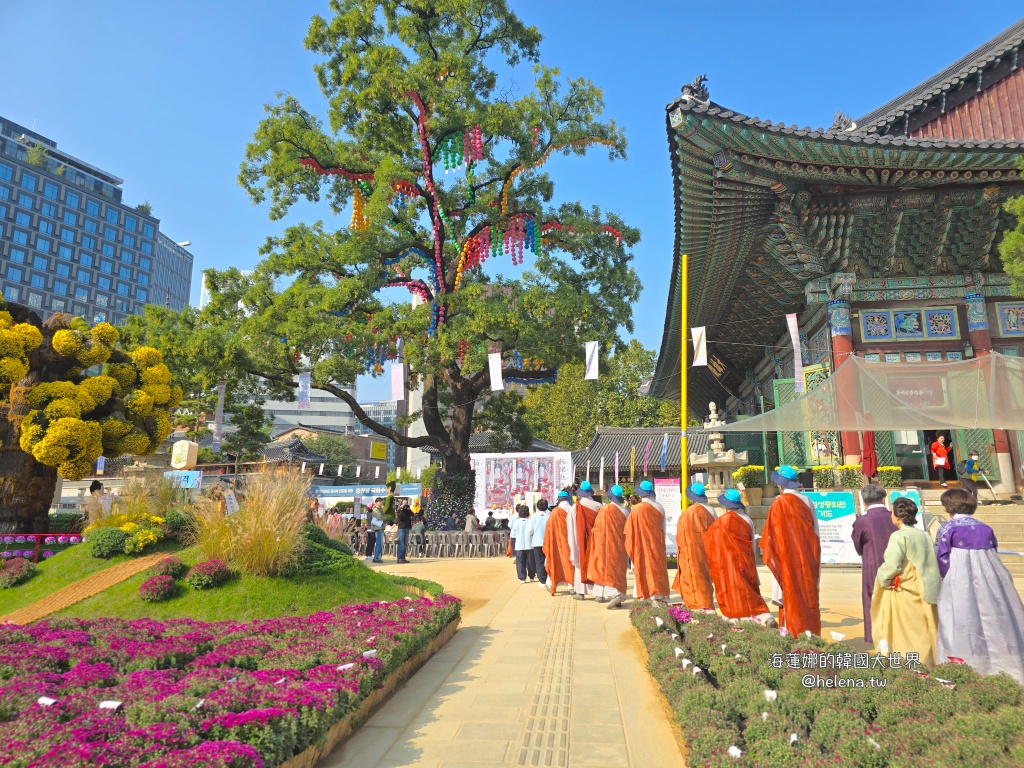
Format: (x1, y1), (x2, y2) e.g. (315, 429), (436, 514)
(0, 312), (43, 395)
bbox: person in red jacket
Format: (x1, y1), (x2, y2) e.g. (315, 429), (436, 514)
(930, 435), (951, 487)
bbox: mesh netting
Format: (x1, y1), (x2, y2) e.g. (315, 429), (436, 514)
(718, 352), (1024, 433)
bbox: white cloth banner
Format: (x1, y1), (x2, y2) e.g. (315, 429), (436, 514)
(391, 361), (405, 401)
(598, 456), (605, 490)
(337, 464), (344, 476)
(212, 381), (227, 451)
(691, 327), (708, 367)
(787, 314), (804, 393)
(319, 463), (324, 475)
(488, 353), (504, 392)
(297, 372), (312, 409)
(300, 461), (307, 473)
(584, 341), (599, 380)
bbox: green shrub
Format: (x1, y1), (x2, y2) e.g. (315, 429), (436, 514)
(147, 556), (189, 580)
(0, 557), (36, 588)
(732, 465), (766, 488)
(89, 527), (129, 558)
(164, 509), (190, 538)
(877, 466), (903, 489)
(284, 539), (347, 576)
(811, 465), (835, 489)
(837, 464), (864, 488)
(48, 511), (85, 533)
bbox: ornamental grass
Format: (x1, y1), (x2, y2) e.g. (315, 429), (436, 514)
(190, 472), (308, 577)
(631, 602), (1024, 767)
(0, 595), (461, 767)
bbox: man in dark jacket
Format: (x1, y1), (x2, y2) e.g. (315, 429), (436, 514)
(851, 483), (898, 644)
(396, 502), (413, 563)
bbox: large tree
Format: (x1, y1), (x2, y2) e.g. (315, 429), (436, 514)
(1000, 158), (1024, 294)
(202, 0), (640, 515)
(523, 340), (677, 450)
(0, 303), (178, 532)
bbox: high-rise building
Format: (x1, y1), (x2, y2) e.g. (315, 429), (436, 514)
(264, 382), (359, 437)
(354, 400), (408, 470)
(0, 115), (193, 324)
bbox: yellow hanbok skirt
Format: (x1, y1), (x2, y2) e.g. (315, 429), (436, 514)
(870, 561), (939, 668)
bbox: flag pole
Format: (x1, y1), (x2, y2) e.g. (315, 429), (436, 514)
(680, 253), (688, 494)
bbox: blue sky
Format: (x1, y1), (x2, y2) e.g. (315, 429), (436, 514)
(3, 1), (1021, 400)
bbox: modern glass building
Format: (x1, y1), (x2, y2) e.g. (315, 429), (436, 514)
(0, 115), (193, 324)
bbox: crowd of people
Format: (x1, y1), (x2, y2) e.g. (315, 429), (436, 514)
(506, 465), (1024, 683)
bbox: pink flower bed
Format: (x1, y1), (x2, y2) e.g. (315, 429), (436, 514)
(0, 595), (460, 767)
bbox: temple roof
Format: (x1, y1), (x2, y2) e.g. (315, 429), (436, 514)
(855, 18), (1024, 136)
(651, 76), (1024, 408)
(261, 437), (329, 464)
(570, 427), (710, 474)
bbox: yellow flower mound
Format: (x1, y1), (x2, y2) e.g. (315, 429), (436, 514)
(144, 383), (172, 404)
(0, 313), (42, 391)
(168, 385), (183, 408)
(120, 521), (139, 532)
(106, 363), (137, 391)
(44, 397), (82, 421)
(131, 347), (162, 368)
(0, 357), (29, 384)
(140, 363), (171, 386)
(51, 329), (83, 356)
(125, 389), (155, 418)
(91, 322), (119, 346)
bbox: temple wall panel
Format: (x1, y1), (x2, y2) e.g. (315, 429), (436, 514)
(911, 66), (1024, 141)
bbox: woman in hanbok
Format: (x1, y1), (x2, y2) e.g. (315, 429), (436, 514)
(936, 489), (1024, 683)
(871, 497), (941, 668)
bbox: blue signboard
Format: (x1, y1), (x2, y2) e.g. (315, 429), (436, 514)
(888, 488), (926, 531)
(805, 490), (860, 565)
(164, 470), (203, 489)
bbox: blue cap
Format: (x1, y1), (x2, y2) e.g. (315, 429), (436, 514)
(718, 488), (746, 510)
(724, 489), (741, 503)
(637, 479), (655, 497)
(778, 466), (798, 481)
(690, 483), (706, 496)
(557, 490), (571, 499)
(609, 484), (624, 499)
(579, 481), (593, 492)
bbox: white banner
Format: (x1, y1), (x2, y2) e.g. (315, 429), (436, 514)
(297, 372), (311, 409)
(224, 489), (240, 515)
(337, 464), (344, 476)
(599, 456), (605, 490)
(787, 314), (804, 393)
(655, 478), (682, 556)
(691, 327), (708, 367)
(319, 463), (324, 475)
(584, 341), (599, 380)
(300, 461), (307, 473)
(488, 352), (504, 392)
(212, 381), (227, 451)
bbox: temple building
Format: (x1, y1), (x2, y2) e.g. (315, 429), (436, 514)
(651, 19), (1024, 493)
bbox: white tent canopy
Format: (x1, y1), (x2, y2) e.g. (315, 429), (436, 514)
(717, 352), (1024, 433)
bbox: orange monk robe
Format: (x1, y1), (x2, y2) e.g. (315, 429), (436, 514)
(759, 494), (822, 636)
(543, 505), (573, 595)
(586, 502), (629, 596)
(624, 501), (671, 599)
(570, 500), (599, 586)
(672, 502), (716, 610)
(704, 511), (770, 619)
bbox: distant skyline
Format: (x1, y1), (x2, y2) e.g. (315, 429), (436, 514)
(4, 1), (1021, 399)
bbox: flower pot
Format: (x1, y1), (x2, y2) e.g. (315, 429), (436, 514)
(741, 487), (763, 507)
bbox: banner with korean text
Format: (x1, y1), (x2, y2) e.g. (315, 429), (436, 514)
(806, 490), (860, 564)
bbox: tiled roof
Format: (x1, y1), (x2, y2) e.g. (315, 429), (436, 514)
(261, 437), (329, 464)
(422, 432), (566, 455)
(570, 427), (710, 473)
(855, 18), (1024, 135)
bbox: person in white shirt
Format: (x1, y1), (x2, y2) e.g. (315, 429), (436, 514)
(530, 499), (551, 588)
(510, 505), (536, 583)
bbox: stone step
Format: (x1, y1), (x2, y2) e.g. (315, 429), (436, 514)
(1000, 557), (1024, 577)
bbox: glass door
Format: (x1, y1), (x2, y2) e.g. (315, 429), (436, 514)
(894, 430), (928, 481)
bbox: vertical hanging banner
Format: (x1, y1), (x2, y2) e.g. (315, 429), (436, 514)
(212, 381), (227, 451)
(787, 314), (804, 393)
(614, 451), (620, 484)
(599, 457), (605, 490)
(391, 360), (405, 401)
(356, 465), (362, 478)
(337, 465), (344, 476)
(659, 433), (669, 471)
(691, 327), (708, 367)
(318, 464), (324, 475)
(586, 458), (591, 482)
(300, 461), (307, 473)
(584, 341), (599, 380)
(375, 466), (380, 478)
(96, 456), (106, 476)
(630, 446), (636, 482)
(488, 353), (504, 392)
(297, 372), (311, 409)
(642, 439), (653, 475)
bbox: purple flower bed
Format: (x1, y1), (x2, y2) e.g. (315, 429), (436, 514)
(139, 576), (178, 603)
(185, 560), (232, 590)
(0, 556), (35, 588)
(0, 595), (460, 767)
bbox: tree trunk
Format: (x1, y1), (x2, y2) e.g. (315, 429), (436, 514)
(423, 378), (477, 528)
(0, 398), (56, 534)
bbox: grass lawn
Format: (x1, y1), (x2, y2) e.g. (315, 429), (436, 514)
(0, 539), (182, 616)
(56, 547), (410, 622)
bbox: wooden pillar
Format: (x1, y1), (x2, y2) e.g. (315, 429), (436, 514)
(828, 297), (862, 463)
(965, 293), (1013, 475)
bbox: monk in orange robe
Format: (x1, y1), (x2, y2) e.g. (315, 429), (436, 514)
(704, 489), (774, 624)
(543, 490), (574, 596)
(760, 467), (822, 636)
(586, 484), (629, 609)
(568, 481), (601, 600)
(672, 483), (716, 611)
(624, 480), (670, 601)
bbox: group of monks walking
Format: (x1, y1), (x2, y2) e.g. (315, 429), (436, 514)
(539, 465), (823, 637)
(542, 479), (671, 609)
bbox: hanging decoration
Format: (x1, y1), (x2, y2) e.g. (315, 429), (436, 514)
(296, 374), (311, 410)
(642, 438), (654, 476)
(584, 341), (599, 380)
(350, 187), (369, 230)
(406, 91), (448, 295)
(787, 313), (804, 393)
(488, 352), (504, 392)
(692, 327), (708, 367)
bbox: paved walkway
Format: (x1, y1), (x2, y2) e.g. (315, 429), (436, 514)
(0, 552), (167, 625)
(323, 558), (685, 768)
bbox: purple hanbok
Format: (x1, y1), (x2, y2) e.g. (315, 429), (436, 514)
(936, 515), (1024, 684)
(852, 505), (897, 644)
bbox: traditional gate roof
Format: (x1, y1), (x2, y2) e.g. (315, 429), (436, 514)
(651, 73), (1024, 409)
(855, 19), (1024, 137)
(570, 426), (710, 475)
